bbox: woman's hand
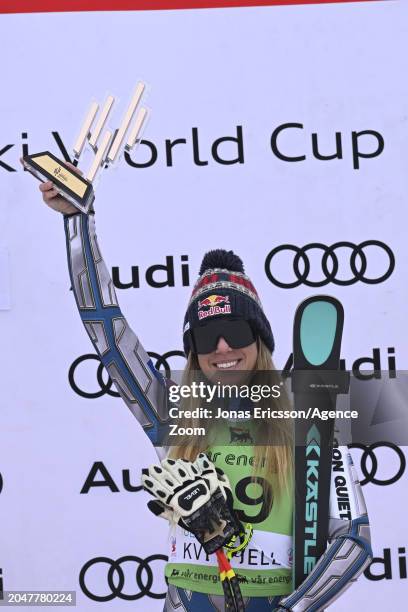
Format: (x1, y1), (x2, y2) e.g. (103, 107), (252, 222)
(20, 158), (81, 215)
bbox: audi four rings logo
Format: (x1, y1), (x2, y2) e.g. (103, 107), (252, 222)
(349, 442), (406, 486)
(264, 241), (395, 288)
(79, 555), (167, 601)
(68, 351), (185, 399)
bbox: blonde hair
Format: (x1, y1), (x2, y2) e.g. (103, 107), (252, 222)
(167, 339), (293, 500)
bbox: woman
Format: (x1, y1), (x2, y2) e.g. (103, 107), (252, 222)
(38, 175), (372, 611)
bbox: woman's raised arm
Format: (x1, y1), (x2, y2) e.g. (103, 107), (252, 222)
(36, 167), (170, 447)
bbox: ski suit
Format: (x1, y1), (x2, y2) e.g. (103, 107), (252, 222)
(63, 211), (372, 611)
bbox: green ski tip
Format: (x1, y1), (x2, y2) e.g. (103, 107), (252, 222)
(300, 301), (338, 366)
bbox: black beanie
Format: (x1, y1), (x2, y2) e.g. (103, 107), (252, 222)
(183, 249), (274, 356)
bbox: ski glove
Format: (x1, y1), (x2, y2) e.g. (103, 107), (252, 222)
(141, 453), (241, 554)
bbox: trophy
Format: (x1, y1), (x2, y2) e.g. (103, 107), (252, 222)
(22, 82), (148, 213)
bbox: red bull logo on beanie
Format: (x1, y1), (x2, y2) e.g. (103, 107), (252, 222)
(198, 294), (231, 320)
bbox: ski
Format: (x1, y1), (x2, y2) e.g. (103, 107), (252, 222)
(291, 295), (349, 589)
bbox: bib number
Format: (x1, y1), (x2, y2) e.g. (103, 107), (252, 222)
(234, 476), (272, 524)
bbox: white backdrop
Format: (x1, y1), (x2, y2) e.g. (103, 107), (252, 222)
(1, 1), (407, 610)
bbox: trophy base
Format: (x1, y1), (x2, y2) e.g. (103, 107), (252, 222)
(23, 152), (94, 214)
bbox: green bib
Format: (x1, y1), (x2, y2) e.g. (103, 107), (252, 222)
(165, 421), (294, 597)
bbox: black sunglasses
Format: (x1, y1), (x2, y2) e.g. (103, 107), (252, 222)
(189, 319), (256, 354)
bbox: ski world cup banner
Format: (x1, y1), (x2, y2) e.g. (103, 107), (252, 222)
(0, 0), (407, 610)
